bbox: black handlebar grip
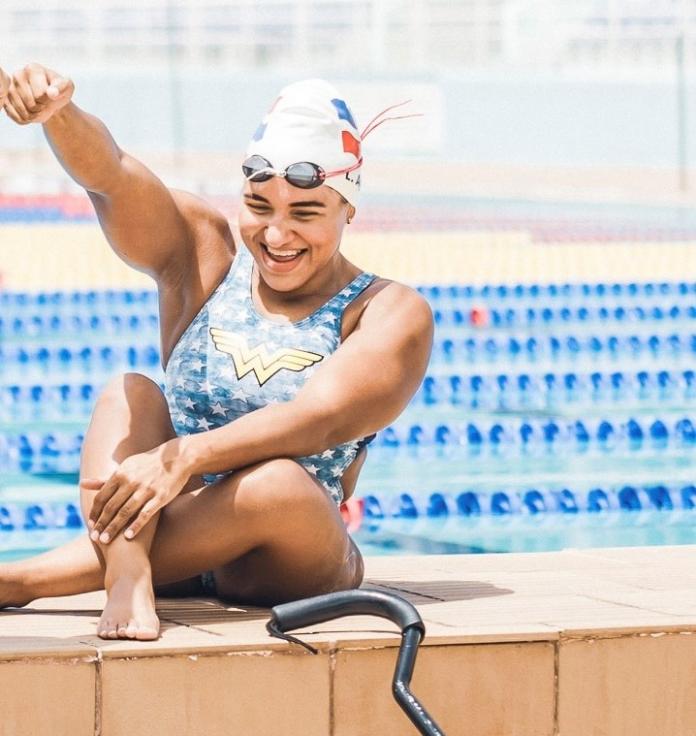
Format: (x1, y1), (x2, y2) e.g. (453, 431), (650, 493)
(269, 589), (425, 636)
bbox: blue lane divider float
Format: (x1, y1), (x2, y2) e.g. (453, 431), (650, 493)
(431, 332), (696, 364)
(3, 483), (696, 531)
(0, 289), (158, 309)
(414, 368), (696, 405)
(0, 313), (160, 339)
(2, 369), (694, 423)
(2, 332), (695, 376)
(2, 415), (694, 475)
(415, 281), (696, 302)
(377, 416), (696, 448)
(432, 303), (696, 328)
(0, 501), (83, 531)
(360, 484), (696, 519)
(0, 343), (164, 378)
(0, 381), (166, 423)
(5, 302), (696, 337)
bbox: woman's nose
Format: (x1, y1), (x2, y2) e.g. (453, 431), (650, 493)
(264, 221), (293, 247)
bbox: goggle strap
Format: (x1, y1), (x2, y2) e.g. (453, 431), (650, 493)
(360, 99), (423, 140)
(361, 112), (424, 140)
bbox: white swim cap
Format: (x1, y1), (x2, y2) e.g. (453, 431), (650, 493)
(245, 79), (363, 207)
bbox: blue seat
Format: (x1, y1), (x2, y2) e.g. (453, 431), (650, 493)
(649, 420), (668, 442)
(456, 492), (481, 516)
(491, 492), (512, 515)
(558, 489), (579, 513)
(427, 493), (449, 517)
(646, 485), (672, 510)
(393, 493), (418, 518)
(618, 485), (641, 510)
(681, 485), (696, 509)
(466, 424), (482, 445)
(523, 490), (546, 514)
(587, 488), (610, 512)
(363, 495), (384, 519)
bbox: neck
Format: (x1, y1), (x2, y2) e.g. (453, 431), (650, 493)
(254, 249), (358, 310)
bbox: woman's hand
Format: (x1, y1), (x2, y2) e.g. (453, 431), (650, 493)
(3, 63), (74, 125)
(81, 441), (191, 544)
(0, 66), (11, 111)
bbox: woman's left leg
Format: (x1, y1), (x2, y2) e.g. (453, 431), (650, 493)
(0, 459), (362, 613)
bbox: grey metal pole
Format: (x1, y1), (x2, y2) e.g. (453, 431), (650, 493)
(676, 33), (688, 192)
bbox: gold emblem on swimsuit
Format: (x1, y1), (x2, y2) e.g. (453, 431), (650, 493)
(210, 328), (324, 386)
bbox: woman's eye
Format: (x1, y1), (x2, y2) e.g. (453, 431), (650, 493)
(249, 206), (270, 214)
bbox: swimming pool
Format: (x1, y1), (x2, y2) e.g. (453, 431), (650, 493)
(2, 195), (695, 560)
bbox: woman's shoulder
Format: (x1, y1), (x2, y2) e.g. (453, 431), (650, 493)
(363, 277), (433, 321)
(347, 276), (433, 340)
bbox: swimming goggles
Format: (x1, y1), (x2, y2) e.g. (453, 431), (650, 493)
(242, 154), (363, 189)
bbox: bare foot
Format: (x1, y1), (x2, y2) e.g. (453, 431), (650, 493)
(0, 564), (33, 609)
(99, 569), (160, 641)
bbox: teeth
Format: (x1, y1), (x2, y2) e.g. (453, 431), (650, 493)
(265, 244), (303, 256)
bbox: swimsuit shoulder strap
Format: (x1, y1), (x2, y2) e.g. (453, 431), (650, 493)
(317, 270), (379, 318)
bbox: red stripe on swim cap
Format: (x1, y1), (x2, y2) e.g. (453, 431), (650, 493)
(342, 130), (361, 159)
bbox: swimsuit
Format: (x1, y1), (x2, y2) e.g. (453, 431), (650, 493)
(163, 242), (378, 506)
(164, 242), (378, 599)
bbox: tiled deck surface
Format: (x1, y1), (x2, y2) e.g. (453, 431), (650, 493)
(3, 546), (696, 735)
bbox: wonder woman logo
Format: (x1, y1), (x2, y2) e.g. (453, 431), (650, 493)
(210, 328), (324, 386)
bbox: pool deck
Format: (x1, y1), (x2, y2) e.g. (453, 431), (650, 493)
(3, 545), (696, 735)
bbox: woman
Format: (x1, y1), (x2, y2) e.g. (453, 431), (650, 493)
(0, 64), (433, 640)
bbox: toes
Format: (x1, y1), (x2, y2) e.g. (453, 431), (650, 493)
(135, 622), (160, 641)
(117, 622), (129, 638)
(98, 619), (116, 639)
(125, 619), (139, 639)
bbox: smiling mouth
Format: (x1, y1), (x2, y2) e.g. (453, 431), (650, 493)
(261, 243), (308, 262)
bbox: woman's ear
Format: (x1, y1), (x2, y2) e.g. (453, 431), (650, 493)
(346, 204), (356, 224)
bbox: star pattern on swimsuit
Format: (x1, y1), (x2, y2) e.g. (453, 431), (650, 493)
(196, 417), (213, 430)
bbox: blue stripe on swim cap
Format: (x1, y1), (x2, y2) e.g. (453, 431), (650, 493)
(252, 122), (267, 142)
(331, 98), (357, 130)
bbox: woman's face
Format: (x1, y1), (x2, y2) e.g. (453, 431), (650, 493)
(238, 176), (354, 293)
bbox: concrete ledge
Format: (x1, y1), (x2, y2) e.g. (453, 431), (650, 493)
(3, 545), (696, 734)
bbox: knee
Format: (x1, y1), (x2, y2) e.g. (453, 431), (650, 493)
(232, 458), (328, 514)
(95, 372), (165, 411)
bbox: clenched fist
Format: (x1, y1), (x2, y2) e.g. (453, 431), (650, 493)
(0, 67), (10, 109)
(2, 63), (74, 125)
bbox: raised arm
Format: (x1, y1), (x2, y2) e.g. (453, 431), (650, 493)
(1, 63), (195, 280)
